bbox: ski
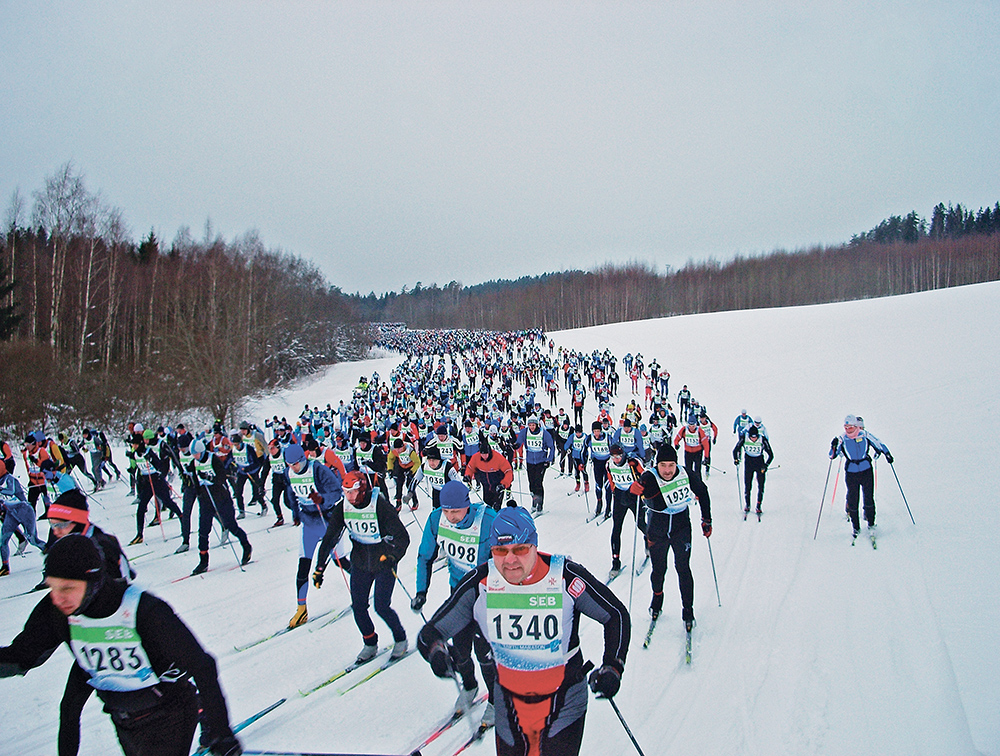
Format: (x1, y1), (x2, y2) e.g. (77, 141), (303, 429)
(236, 608), (340, 652)
(451, 723), (494, 755)
(243, 751), (420, 756)
(408, 693), (488, 753)
(172, 561), (247, 584)
(642, 617), (657, 649)
(605, 565), (627, 586)
(309, 605), (354, 632)
(299, 647), (391, 696)
(337, 648), (417, 696)
(634, 555), (650, 577)
(585, 511), (602, 523)
(193, 698), (286, 755)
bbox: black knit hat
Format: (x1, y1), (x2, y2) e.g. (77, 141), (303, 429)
(655, 444), (678, 464)
(44, 534), (103, 582)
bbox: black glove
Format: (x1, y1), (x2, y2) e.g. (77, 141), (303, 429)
(884, 452), (894, 464)
(427, 640), (454, 678)
(733, 458), (739, 466)
(209, 735), (243, 756)
(702, 520), (712, 538)
(312, 566), (325, 588)
(588, 664), (622, 699)
(411, 591), (427, 612)
(831, 437), (840, 451)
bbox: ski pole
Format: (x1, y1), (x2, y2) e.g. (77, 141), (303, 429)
(607, 698), (647, 756)
(205, 487), (246, 571)
(889, 461), (915, 524)
(629, 501), (639, 616)
(736, 457), (743, 513)
(706, 535), (721, 607)
(813, 457), (836, 540)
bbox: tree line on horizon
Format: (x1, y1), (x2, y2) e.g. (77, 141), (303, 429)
(0, 162), (367, 435)
(2, 163), (997, 431)
(349, 201), (1000, 331)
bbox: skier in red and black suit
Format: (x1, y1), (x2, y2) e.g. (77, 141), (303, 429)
(417, 507), (630, 756)
(463, 433), (514, 511)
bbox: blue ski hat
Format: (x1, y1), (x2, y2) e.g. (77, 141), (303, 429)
(490, 506), (538, 548)
(439, 480), (471, 509)
(283, 443), (306, 466)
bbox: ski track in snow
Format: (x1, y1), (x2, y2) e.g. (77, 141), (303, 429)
(2, 283), (999, 756)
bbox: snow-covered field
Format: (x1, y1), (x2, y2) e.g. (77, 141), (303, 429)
(2, 282), (998, 756)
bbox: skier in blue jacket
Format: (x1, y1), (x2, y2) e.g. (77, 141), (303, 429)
(830, 414), (893, 538)
(411, 480), (498, 722)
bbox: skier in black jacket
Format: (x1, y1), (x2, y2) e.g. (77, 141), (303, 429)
(0, 534), (242, 756)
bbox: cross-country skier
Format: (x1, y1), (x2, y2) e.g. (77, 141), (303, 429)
(733, 425), (774, 516)
(0, 534), (243, 756)
(606, 444), (646, 576)
(0, 460), (47, 576)
(411, 480), (498, 722)
(417, 506), (630, 756)
(830, 415), (893, 539)
(283, 442), (344, 628)
(514, 415), (555, 514)
(629, 444), (711, 629)
(314, 471), (410, 663)
(186, 439), (253, 577)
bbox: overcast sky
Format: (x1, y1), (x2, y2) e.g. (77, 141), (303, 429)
(2, 1), (998, 295)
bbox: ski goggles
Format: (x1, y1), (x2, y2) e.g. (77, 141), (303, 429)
(491, 544), (533, 557)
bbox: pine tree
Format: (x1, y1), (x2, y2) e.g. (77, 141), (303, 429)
(0, 258), (21, 340)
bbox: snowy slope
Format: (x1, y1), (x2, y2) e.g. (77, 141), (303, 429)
(2, 282), (998, 756)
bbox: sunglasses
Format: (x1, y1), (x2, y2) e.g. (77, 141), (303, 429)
(491, 544), (532, 557)
(49, 520), (76, 533)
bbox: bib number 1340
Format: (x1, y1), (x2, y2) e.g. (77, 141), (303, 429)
(492, 612), (559, 641)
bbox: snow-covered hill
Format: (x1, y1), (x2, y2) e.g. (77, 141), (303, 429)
(2, 282), (998, 756)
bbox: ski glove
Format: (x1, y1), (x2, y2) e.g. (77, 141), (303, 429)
(701, 520), (712, 538)
(308, 490), (323, 506)
(733, 458), (740, 466)
(884, 452), (894, 464)
(427, 640), (454, 679)
(312, 566), (325, 588)
(831, 437), (840, 451)
(209, 735), (243, 756)
(411, 591), (427, 612)
(588, 664), (622, 699)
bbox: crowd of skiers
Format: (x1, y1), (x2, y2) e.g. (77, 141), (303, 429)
(1, 322), (902, 756)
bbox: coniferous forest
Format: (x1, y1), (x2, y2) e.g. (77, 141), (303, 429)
(349, 202), (1000, 331)
(2, 161), (998, 432)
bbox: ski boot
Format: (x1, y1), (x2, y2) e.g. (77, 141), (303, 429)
(356, 642), (379, 663)
(480, 702), (495, 728)
(191, 553), (209, 575)
(241, 543), (253, 565)
(288, 604), (308, 629)
(128, 534), (143, 546)
(455, 684), (479, 715)
(390, 638), (409, 660)
(174, 542), (190, 554)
